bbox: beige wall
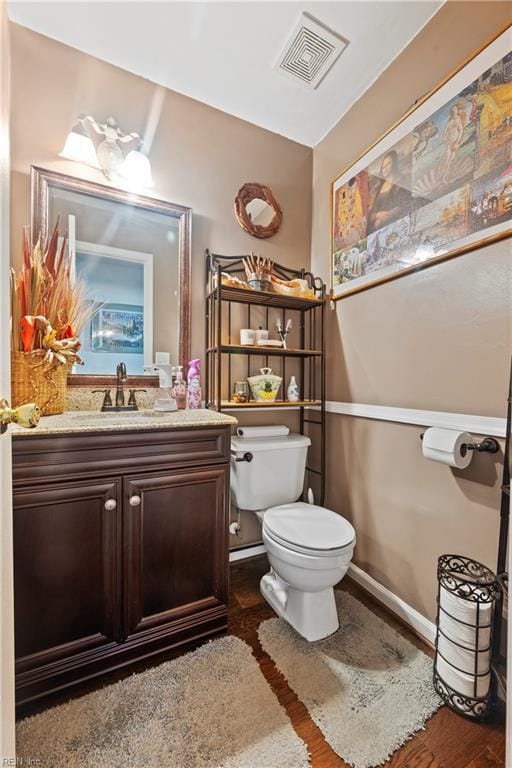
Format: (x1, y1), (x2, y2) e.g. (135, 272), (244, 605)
(9, 22), (312, 364)
(5, 10), (314, 721)
(9, 9), (512, 584)
(9, 23), (313, 550)
(312, 2), (512, 622)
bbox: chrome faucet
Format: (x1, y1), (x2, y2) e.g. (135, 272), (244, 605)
(93, 362), (146, 412)
(116, 362), (127, 407)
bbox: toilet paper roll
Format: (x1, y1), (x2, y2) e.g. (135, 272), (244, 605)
(422, 428), (473, 469)
(236, 425), (289, 438)
(437, 633), (490, 676)
(436, 655), (490, 700)
(439, 586), (492, 650)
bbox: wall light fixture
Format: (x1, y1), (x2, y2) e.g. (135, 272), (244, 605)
(60, 115), (153, 188)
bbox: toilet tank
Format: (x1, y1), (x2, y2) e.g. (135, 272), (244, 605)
(231, 433), (311, 511)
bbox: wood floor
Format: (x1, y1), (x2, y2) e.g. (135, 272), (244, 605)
(19, 554), (506, 767)
(229, 555), (506, 768)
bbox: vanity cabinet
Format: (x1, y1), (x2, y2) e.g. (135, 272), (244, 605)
(122, 467), (228, 641)
(14, 478), (122, 658)
(12, 424), (231, 707)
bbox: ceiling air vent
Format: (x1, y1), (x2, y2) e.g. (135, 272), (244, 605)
(276, 12), (348, 89)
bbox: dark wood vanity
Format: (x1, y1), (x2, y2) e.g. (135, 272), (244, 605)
(12, 418), (233, 707)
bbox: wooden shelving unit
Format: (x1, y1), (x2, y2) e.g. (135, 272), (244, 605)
(221, 400), (322, 409)
(207, 284), (324, 310)
(205, 250), (326, 504)
(210, 344), (322, 359)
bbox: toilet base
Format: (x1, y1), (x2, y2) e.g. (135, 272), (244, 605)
(260, 569), (339, 642)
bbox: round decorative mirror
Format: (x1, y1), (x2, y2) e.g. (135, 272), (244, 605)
(234, 183), (282, 239)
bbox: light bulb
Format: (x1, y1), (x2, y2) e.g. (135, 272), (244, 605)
(118, 150), (153, 188)
(60, 131), (100, 168)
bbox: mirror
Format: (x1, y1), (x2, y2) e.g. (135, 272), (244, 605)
(31, 166), (191, 381)
(245, 198), (276, 228)
(234, 182), (282, 239)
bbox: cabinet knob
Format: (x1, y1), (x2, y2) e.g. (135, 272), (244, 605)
(129, 495), (141, 507)
(104, 498), (117, 511)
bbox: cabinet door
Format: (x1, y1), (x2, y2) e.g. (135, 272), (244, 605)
(14, 479), (121, 666)
(123, 466), (229, 639)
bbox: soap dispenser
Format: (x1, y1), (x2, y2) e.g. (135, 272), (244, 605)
(172, 366), (187, 410)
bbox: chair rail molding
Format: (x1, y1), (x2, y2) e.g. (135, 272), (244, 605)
(325, 401), (506, 438)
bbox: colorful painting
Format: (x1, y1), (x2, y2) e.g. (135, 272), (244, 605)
(367, 135), (412, 235)
(331, 29), (512, 298)
(91, 304), (144, 354)
(333, 170), (369, 250)
(333, 240), (367, 286)
(367, 215), (413, 271)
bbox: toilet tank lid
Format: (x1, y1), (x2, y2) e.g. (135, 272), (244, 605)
(231, 433), (311, 453)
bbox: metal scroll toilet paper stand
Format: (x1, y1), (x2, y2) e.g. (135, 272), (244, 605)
(433, 554), (499, 719)
(433, 361), (511, 719)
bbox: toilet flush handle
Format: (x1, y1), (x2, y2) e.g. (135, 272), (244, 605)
(231, 451), (253, 463)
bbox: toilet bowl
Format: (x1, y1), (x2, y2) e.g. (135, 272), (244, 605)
(261, 502), (355, 641)
(230, 432), (356, 641)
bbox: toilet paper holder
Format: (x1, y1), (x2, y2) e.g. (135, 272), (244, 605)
(420, 433), (499, 455)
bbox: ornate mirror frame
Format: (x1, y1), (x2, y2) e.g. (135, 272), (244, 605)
(31, 165), (192, 386)
(234, 182), (283, 239)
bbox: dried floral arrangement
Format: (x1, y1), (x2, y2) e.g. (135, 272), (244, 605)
(10, 220), (97, 366)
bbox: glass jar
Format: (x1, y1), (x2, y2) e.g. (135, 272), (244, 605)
(232, 381), (249, 403)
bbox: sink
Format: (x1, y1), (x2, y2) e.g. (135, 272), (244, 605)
(69, 410), (168, 426)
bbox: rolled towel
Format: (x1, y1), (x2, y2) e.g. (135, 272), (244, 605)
(236, 425), (290, 438)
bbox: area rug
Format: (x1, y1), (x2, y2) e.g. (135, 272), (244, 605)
(17, 635), (309, 768)
(258, 591), (441, 768)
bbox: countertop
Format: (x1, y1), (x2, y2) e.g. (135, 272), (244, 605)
(11, 408), (237, 437)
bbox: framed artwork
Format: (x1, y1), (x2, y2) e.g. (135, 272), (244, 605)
(331, 26), (512, 299)
(91, 304), (144, 354)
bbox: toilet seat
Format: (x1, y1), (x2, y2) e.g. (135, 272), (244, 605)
(263, 502), (355, 557)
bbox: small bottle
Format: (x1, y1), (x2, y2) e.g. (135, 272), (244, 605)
(172, 366), (187, 410)
(187, 358), (202, 409)
(287, 375), (299, 402)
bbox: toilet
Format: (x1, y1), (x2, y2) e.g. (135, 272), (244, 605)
(231, 432), (356, 641)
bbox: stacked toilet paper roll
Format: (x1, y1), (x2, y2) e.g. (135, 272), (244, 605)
(422, 428), (473, 469)
(437, 585), (492, 699)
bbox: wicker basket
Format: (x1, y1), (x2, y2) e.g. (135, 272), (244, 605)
(11, 351), (69, 416)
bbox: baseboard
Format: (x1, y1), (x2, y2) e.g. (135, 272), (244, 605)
(229, 544), (266, 562)
(348, 563), (436, 648)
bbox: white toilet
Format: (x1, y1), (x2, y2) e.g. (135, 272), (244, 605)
(231, 432), (356, 641)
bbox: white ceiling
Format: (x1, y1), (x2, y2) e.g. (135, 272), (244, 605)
(8, 1), (443, 147)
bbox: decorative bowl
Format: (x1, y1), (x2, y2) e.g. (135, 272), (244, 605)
(270, 275), (315, 298)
